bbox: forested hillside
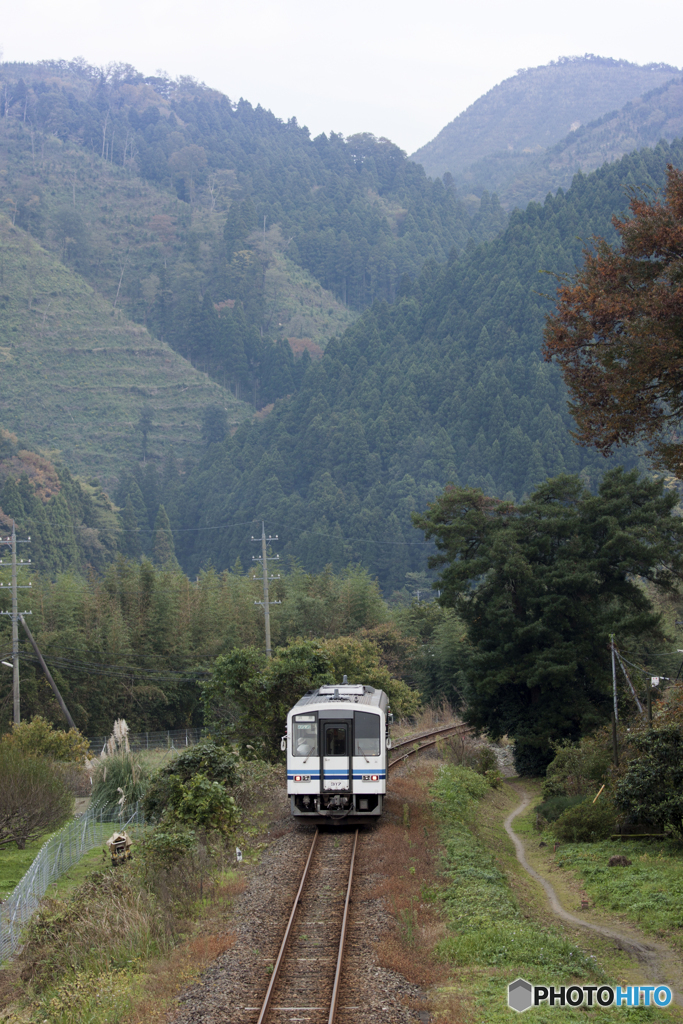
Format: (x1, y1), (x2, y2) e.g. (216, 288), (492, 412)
(413, 56), (678, 177)
(0, 429), (122, 574)
(0, 212), (247, 484)
(0, 59), (505, 411)
(449, 74), (683, 209)
(163, 140), (683, 593)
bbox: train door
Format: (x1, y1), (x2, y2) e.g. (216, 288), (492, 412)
(320, 719), (352, 794)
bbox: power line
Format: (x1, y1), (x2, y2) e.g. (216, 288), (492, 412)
(16, 651), (200, 680)
(118, 518), (261, 534)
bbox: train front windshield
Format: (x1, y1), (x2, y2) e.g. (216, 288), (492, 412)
(293, 714), (317, 757)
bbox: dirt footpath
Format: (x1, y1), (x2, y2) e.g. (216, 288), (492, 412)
(505, 784), (683, 1008)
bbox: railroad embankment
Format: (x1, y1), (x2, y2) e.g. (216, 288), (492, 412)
(2, 749), (682, 1023)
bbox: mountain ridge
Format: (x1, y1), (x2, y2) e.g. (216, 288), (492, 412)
(412, 56), (680, 200)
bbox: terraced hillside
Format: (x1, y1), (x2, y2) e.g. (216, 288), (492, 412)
(0, 214), (249, 486)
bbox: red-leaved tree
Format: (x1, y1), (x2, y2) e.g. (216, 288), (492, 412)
(544, 164), (683, 474)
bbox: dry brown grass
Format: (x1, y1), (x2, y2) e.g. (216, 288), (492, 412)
(123, 931), (237, 1024)
(361, 763), (470, 1022)
(391, 702), (463, 743)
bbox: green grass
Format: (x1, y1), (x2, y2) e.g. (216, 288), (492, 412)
(515, 786), (683, 952)
(0, 834), (56, 901)
(430, 767), (671, 1022)
(46, 844), (121, 898)
(555, 840), (683, 947)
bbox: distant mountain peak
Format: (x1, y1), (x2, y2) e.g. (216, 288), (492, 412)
(412, 56), (681, 182)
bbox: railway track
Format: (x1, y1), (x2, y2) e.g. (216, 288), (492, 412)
(245, 723), (466, 1022)
(389, 721), (471, 770)
(255, 826), (358, 1024)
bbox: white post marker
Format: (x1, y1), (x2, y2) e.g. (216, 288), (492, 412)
(235, 847), (243, 864)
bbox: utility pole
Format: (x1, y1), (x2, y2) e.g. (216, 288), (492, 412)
(609, 633), (619, 767)
(251, 521), (281, 657)
(0, 522), (32, 724)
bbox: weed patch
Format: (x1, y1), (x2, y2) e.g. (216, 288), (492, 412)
(427, 766), (667, 1022)
(556, 840), (683, 949)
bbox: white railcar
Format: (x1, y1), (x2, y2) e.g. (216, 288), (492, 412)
(284, 678), (391, 821)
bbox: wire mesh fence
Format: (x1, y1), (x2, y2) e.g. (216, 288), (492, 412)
(0, 800), (145, 963)
(87, 727), (206, 754)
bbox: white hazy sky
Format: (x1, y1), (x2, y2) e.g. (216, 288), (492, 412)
(2, 0), (682, 155)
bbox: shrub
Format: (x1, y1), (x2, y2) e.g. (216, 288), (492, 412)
(142, 743), (241, 823)
(91, 751), (149, 811)
(476, 747), (498, 774)
(0, 745), (74, 849)
(536, 794), (586, 824)
(483, 768), (504, 789)
(4, 715), (91, 763)
(139, 824), (198, 871)
(166, 773), (239, 834)
(553, 798), (617, 843)
(438, 731), (481, 769)
(543, 735), (612, 798)
(615, 726), (683, 837)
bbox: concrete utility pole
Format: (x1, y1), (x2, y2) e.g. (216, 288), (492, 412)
(11, 523), (18, 724)
(251, 521), (281, 657)
(0, 522), (32, 724)
(610, 633), (619, 767)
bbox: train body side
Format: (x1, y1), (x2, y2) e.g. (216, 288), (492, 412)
(285, 684), (389, 821)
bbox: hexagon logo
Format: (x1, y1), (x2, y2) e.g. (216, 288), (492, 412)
(508, 977), (533, 1012)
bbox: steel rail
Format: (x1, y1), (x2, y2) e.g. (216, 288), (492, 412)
(328, 828), (358, 1024)
(256, 827), (319, 1024)
(390, 721), (469, 754)
(388, 725), (472, 771)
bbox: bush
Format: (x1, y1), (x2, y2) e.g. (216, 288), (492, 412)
(483, 768), (504, 789)
(91, 752), (149, 810)
(615, 726), (683, 837)
(0, 745), (74, 849)
(140, 824), (198, 871)
(4, 716), (91, 763)
(476, 747), (498, 774)
(543, 735), (611, 798)
(438, 730), (481, 768)
(142, 743), (241, 823)
(536, 794), (586, 824)
(166, 773), (239, 834)
(553, 798), (617, 843)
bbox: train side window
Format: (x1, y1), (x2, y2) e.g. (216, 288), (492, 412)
(354, 711), (380, 756)
(293, 714), (317, 757)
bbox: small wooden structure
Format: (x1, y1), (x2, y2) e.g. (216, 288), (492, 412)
(106, 831), (133, 866)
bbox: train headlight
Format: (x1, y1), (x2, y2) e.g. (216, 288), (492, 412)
(371, 774), (379, 782)
(294, 775), (302, 782)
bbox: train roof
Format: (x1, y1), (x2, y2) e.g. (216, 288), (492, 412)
(291, 684), (388, 712)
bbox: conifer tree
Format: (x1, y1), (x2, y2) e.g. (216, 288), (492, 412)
(120, 496), (142, 560)
(413, 468), (683, 771)
(152, 505), (180, 569)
